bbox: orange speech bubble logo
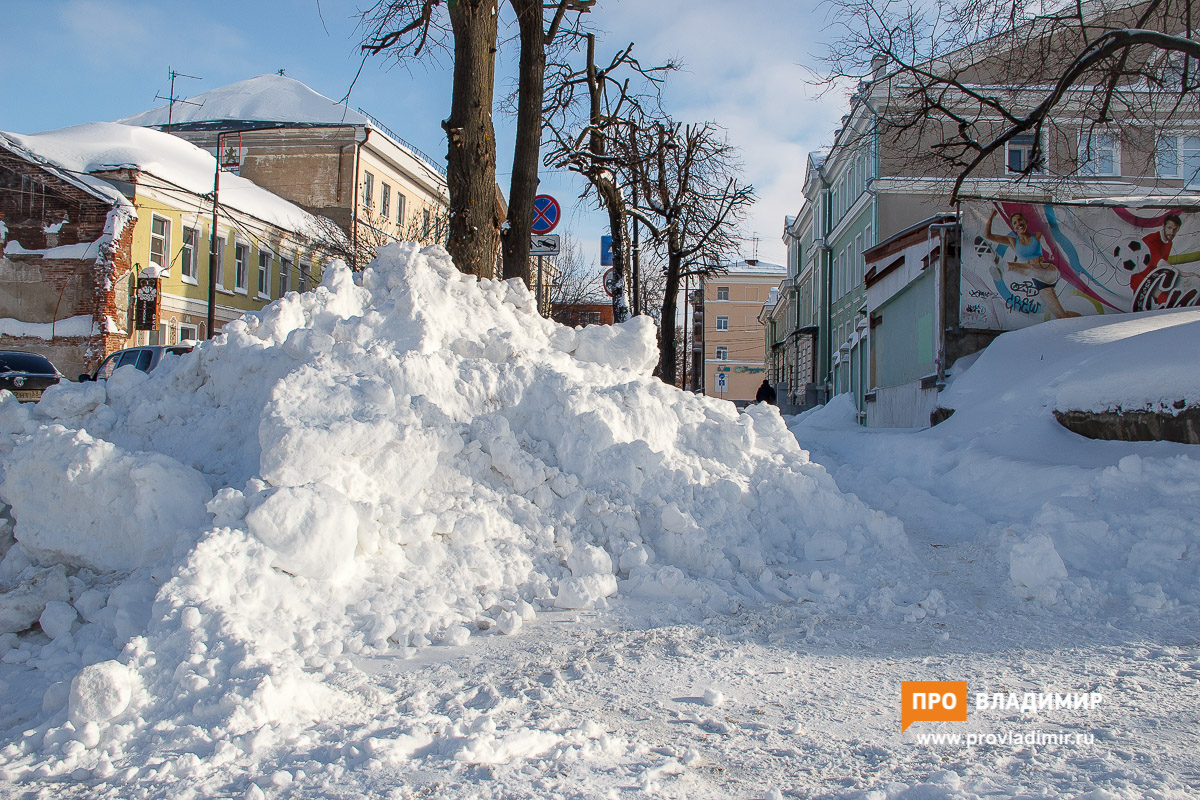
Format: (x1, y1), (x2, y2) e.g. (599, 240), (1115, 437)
(901, 681), (968, 731)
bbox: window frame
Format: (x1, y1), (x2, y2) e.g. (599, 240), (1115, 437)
(1156, 133), (1200, 187)
(1006, 131), (1047, 174)
(716, 286), (729, 301)
(234, 242), (249, 294)
(715, 345), (729, 360)
(180, 225), (198, 283)
(149, 215), (172, 275)
(363, 171), (374, 209)
(381, 183), (391, 219)
(1079, 130), (1120, 177)
(280, 255), (292, 295)
(716, 315), (729, 331)
(213, 235), (226, 289)
(396, 192), (406, 224)
(257, 250), (272, 298)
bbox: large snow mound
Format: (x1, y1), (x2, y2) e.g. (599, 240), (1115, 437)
(0, 244), (911, 785)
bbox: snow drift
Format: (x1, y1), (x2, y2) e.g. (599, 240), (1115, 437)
(0, 244), (909, 785)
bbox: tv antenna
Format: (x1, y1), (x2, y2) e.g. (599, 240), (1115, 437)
(154, 68), (203, 133)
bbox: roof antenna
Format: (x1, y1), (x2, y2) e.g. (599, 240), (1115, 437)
(278, 69), (287, 76)
(154, 67), (202, 134)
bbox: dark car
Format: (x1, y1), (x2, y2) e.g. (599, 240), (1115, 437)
(0, 351), (63, 403)
(80, 345), (194, 382)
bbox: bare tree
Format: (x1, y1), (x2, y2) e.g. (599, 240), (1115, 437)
(822, 0), (1200, 201)
(312, 204), (449, 269)
(360, 0), (594, 282)
(361, 0), (500, 277)
(543, 33), (674, 323)
(500, 0), (592, 284)
(548, 233), (605, 308)
(631, 122), (754, 384)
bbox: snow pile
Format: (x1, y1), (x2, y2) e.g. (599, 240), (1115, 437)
(792, 307), (1200, 615)
(0, 244), (908, 786)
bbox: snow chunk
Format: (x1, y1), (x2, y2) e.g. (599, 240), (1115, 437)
(244, 483), (358, 581)
(68, 661), (134, 726)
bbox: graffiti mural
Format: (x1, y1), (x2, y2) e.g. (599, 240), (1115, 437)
(960, 201), (1200, 330)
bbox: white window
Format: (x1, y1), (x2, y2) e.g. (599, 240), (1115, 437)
(716, 316), (729, 331)
(280, 257), (292, 295)
(363, 172), (374, 208)
(422, 208), (432, 239)
(381, 183), (391, 219)
(181, 226), (197, 281)
(213, 236), (225, 289)
(716, 346), (728, 360)
(150, 215), (171, 274)
(396, 193), (406, 224)
(299, 260), (311, 292)
(1007, 132), (1045, 174)
(717, 286), (729, 301)
(179, 324), (198, 343)
(856, 233), (864, 283)
(258, 251), (271, 297)
(1080, 131), (1120, 176)
(234, 243), (248, 292)
(1157, 134), (1200, 186)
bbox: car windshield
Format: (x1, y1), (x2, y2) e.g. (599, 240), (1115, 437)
(0, 353), (56, 376)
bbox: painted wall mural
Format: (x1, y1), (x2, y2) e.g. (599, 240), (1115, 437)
(960, 201), (1200, 330)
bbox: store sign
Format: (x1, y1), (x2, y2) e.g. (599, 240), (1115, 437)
(134, 277), (160, 331)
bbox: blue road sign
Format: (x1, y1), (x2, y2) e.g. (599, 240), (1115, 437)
(601, 235), (613, 266)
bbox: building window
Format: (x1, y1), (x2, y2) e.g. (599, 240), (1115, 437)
(1156, 134), (1200, 185)
(150, 215), (171, 274)
(716, 315), (729, 331)
(1080, 131), (1120, 176)
(299, 260), (311, 292)
(363, 172), (374, 208)
(422, 208), (432, 239)
(396, 193), (406, 224)
(280, 256), (292, 295)
(181, 226), (197, 281)
(179, 324), (198, 343)
(258, 251), (271, 297)
(213, 236), (225, 289)
(235, 243), (248, 292)
(381, 183), (391, 219)
(1006, 132), (1045, 173)
(716, 346), (728, 360)
(716, 286), (729, 301)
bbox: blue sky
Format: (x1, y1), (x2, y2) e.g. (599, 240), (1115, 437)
(0, 0), (847, 269)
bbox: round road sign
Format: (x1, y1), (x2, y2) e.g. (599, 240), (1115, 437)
(531, 195), (561, 234)
(603, 268), (618, 297)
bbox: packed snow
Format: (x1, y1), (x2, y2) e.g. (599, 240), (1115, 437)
(0, 246), (1196, 799)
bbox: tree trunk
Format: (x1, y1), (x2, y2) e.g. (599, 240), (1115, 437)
(658, 251), (682, 384)
(500, 0), (544, 284)
(443, 0), (500, 279)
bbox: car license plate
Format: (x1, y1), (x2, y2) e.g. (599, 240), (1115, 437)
(13, 390), (41, 402)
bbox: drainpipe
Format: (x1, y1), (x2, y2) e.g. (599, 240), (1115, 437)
(927, 220), (958, 384)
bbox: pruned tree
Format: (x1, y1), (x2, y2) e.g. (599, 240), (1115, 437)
(500, 0), (593, 284)
(359, 0), (593, 282)
(312, 204), (449, 269)
(822, 0), (1200, 201)
(543, 33), (674, 323)
(630, 122), (755, 384)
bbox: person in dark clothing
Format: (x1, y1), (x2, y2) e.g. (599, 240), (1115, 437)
(755, 379), (777, 405)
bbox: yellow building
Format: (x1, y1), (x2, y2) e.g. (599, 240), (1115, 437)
(701, 260), (786, 402)
(2, 122), (338, 352)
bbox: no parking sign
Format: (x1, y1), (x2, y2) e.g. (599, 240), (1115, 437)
(531, 195), (560, 234)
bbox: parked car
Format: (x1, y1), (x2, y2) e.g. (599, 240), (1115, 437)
(79, 345), (194, 382)
(0, 351), (63, 402)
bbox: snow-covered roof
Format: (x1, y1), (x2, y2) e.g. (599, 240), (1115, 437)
(116, 74), (370, 129)
(0, 131), (131, 211)
(2, 122), (323, 235)
(722, 259), (787, 276)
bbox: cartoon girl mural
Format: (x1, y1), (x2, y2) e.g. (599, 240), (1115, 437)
(984, 209), (1081, 319)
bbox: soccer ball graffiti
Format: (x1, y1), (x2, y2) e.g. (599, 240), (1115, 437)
(1113, 239), (1152, 272)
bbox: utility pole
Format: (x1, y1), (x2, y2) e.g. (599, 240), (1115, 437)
(154, 68), (202, 134)
(681, 274), (688, 390)
(631, 183), (640, 316)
